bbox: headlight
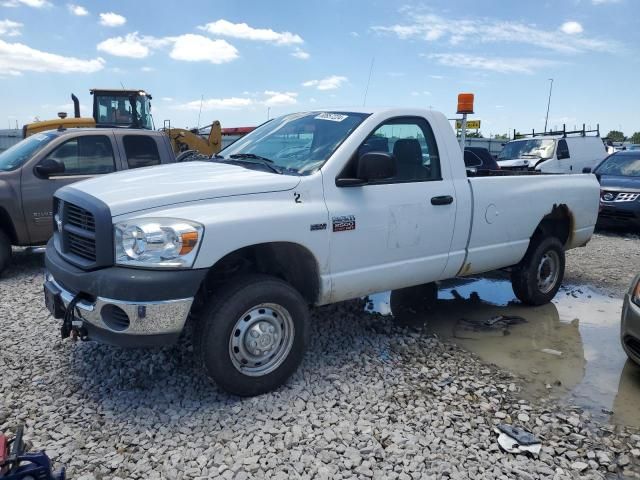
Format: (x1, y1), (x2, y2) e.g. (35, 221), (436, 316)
(115, 218), (203, 268)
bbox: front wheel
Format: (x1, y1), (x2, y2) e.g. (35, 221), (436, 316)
(511, 236), (565, 306)
(194, 274), (309, 396)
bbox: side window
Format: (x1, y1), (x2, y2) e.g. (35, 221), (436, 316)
(47, 135), (115, 176)
(123, 135), (161, 168)
(356, 117), (441, 183)
(557, 139), (570, 159)
(464, 150), (482, 167)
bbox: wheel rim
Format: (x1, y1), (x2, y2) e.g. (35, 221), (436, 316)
(537, 250), (560, 294)
(228, 303), (295, 377)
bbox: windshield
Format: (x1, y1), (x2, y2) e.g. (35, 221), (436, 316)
(0, 132), (57, 172)
(95, 94), (153, 129)
(498, 139), (556, 161)
(594, 154), (640, 177)
(220, 111), (369, 175)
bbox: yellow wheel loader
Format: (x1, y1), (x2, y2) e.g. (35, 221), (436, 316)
(23, 89), (222, 157)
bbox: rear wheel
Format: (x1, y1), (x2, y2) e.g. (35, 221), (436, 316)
(511, 236), (565, 305)
(194, 274), (309, 396)
(0, 230), (11, 276)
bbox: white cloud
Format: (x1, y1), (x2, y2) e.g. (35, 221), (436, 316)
(140, 66), (154, 72)
(1, 0), (49, 8)
(302, 75), (348, 90)
(373, 13), (617, 54)
(592, 0), (620, 3)
(161, 97), (173, 102)
(350, 31), (359, 37)
(96, 32), (238, 64)
(199, 19), (303, 45)
(177, 97), (253, 111)
(169, 34), (238, 63)
(0, 19), (22, 36)
(429, 53), (560, 74)
(560, 21), (583, 35)
(67, 4), (87, 16)
(291, 47), (309, 60)
(97, 33), (153, 58)
(263, 90), (297, 106)
(0, 38), (104, 75)
(99, 12), (126, 27)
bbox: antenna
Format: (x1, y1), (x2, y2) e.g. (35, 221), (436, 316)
(120, 81), (126, 90)
(363, 57), (375, 107)
(197, 94), (204, 129)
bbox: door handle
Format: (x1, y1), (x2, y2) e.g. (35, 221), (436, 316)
(431, 195), (454, 206)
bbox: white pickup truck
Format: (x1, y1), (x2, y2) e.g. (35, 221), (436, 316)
(44, 108), (600, 396)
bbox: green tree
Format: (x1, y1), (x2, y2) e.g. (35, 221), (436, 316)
(630, 132), (640, 144)
(606, 130), (625, 142)
(493, 133), (509, 140)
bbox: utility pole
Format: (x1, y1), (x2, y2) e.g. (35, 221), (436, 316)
(544, 78), (553, 133)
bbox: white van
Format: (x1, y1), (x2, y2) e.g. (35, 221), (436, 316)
(498, 134), (607, 174)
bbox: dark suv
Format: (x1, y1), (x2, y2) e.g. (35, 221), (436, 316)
(588, 151), (640, 230)
(0, 128), (176, 274)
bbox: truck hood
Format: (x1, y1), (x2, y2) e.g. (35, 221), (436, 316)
(598, 175), (640, 192)
(496, 158), (542, 169)
(66, 161), (301, 216)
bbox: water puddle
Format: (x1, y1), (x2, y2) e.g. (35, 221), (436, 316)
(366, 276), (640, 427)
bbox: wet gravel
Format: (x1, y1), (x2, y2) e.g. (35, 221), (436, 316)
(565, 231), (639, 296)
(1, 235), (640, 479)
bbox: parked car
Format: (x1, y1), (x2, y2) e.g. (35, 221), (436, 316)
(586, 151), (640, 230)
(498, 134), (607, 173)
(627, 144), (640, 151)
(43, 108), (599, 396)
(0, 128), (176, 273)
(621, 274), (640, 365)
(464, 147), (500, 171)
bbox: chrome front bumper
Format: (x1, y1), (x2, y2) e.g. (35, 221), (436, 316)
(45, 272), (193, 338)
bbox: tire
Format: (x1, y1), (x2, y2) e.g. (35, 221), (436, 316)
(0, 230), (11, 276)
(511, 236), (565, 306)
(194, 274), (309, 397)
(390, 282), (438, 322)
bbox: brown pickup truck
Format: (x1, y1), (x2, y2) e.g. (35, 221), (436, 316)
(0, 128), (176, 274)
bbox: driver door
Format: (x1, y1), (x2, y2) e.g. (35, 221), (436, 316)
(324, 116), (457, 302)
(21, 133), (118, 244)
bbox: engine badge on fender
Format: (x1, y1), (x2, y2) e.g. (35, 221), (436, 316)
(332, 215), (356, 232)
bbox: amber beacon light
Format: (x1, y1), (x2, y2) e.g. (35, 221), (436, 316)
(457, 93), (474, 114)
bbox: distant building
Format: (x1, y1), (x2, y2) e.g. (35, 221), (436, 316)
(0, 129), (21, 153)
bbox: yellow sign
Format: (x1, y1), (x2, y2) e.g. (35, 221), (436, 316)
(455, 119), (481, 129)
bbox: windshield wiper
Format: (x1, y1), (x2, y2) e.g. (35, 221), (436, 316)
(226, 153), (283, 174)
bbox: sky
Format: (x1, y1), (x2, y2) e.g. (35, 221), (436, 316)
(1, 0), (638, 137)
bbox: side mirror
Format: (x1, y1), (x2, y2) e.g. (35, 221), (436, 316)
(336, 152), (397, 187)
(582, 167), (592, 174)
(34, 158), (65, 178)
(357, 152), (396, 182)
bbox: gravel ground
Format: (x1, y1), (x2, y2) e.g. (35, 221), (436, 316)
(565, 231), (639, 295)
(1, 235), (640, 479)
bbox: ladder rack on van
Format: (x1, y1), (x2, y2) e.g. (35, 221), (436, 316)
(514, 124), (600, 140)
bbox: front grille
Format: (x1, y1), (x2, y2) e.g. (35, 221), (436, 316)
(62, 202), (97, 262)
(601, 190), (640, 203)
(67, 231), (96, 261)
(66, 203), (96, 231)
(53, 190), (113, 270)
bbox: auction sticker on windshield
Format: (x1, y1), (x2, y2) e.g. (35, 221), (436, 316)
(315, 113), (348, 122)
